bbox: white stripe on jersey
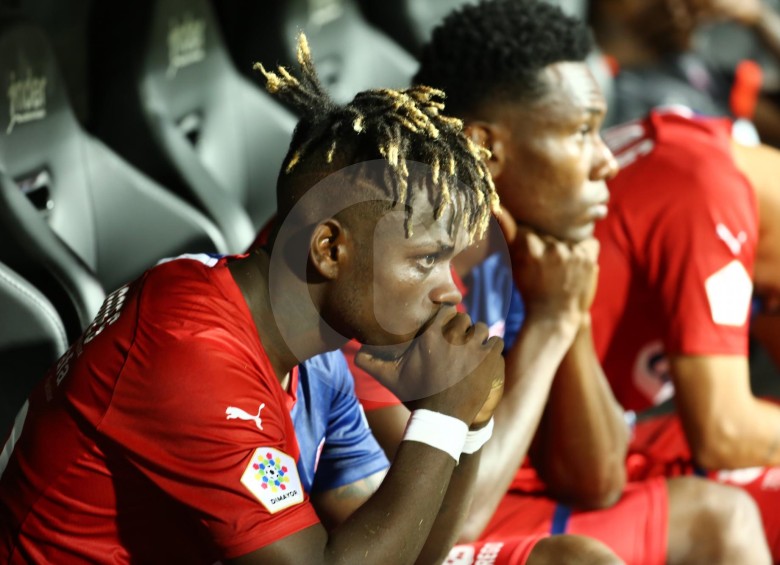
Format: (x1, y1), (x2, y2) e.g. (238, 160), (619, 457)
(0, 400), (29, 479)
(156, 253), (220, 267)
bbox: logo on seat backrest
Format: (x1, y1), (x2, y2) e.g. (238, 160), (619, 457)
(167, 13), (206, 77)
(6, 69), (47, 134)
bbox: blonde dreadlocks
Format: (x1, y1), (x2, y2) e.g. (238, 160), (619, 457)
(254, 33), (498, 241)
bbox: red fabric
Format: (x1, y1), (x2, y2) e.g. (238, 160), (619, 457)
(445, 536), (546, 565)
(593, 110), (759, 411)
(483, 477), (668, 565)
(628, 413), (780, 561)
(0, 257), (319, 563)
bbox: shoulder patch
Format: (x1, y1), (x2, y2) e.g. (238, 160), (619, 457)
(704, 260), (753, 326)
(241, 448), (304, 514)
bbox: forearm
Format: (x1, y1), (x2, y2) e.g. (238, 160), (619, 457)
(416, 450), (481, 564)
(692, 395), (780, 469)
(531, 318), (628, 508)
(325, 441), (456, 564)
(459, 314), (578, 541)
(673, 354), (780, 469)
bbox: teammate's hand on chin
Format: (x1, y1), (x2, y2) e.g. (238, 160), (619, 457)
(495, 205), (599, 327)
(355, 306), (505, 426)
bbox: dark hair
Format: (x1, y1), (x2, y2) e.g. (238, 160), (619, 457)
(414, 0), (593, 116)
(256, 34), (498, 241)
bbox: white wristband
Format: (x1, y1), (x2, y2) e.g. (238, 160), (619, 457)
(403, 409), (468, 463)
(462, 417), (494, 455)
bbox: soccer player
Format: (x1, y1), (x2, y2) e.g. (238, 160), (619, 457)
(344, 1), (772, 563)
(594, 107), (780, 555)
(0, 35), (509, 564)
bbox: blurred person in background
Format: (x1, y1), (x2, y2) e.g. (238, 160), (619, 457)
(590, 0), (780, 145)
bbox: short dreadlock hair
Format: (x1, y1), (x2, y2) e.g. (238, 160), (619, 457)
(414, 0), (593, 117)
(254, 34), (498, 241)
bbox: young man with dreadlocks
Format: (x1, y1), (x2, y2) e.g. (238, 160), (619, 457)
(0, 35), (513, 564)
(344, 1), (773, 564)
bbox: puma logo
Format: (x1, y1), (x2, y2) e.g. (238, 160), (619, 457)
(716, 224), (747, 256)
(226, 404), (265, 430)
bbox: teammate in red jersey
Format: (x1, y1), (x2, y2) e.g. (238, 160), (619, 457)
(340, 1), (772, 564)
(594, 106), (780, 557)
(0, 35), (513, 565)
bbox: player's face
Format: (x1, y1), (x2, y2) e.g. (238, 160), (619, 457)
(498, 62), (618, 243)
(335, 193), (465, 354)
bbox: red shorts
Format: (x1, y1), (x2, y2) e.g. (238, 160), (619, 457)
(476, 476), (668, 565)
(628, 412), (780, 561)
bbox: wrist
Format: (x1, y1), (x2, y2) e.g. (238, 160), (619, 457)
(524, 306), (582, 334)
(462, 417), (494, 454)
(403, 409), (468, 463)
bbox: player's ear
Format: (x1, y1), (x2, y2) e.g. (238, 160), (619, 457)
(310, 219), (346, 280)
(465, 121), (507, 180)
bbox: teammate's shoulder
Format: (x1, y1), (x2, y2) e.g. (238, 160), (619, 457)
(604, 107), (732, 172)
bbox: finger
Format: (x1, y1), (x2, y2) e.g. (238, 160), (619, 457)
(470, 321), (490, 345)
(552, 239), (571, 261)
(354, 349), (401, 384)
(523, 230), (546, 258)
(494, 205), (518, 245)
(575, 238), (601, 264)
(443, 312), (474, 341)
(485, 335), (505, 354)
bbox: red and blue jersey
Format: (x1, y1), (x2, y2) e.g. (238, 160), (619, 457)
(0, 254), (387, 563)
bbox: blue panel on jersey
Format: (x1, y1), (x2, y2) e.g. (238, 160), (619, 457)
(462, 251), (525, 351)
(291, 351), (389, 494)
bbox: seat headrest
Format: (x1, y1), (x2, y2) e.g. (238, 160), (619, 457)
(140, 0), (234, 116)
(0, 22), (79, 173)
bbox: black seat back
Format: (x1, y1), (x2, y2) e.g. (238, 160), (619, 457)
(0, 21), (228, 337)
(215, 0), (417, 105)
(91, 0), (297, 250)
(0, 261), (67, 432)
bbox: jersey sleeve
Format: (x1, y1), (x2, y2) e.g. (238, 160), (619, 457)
(99, 336), (320, 559)
(635, 139), (757, 356)
(308, 352), (390, 493)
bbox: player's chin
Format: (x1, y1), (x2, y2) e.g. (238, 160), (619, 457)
(564, 221), (597, 243)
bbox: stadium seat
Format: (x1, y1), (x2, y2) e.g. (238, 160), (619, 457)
(214, 0), (418, 105)
(89, 0), (297, 251)
(0, 20), (228, 339)
(0, 261), (67, 432)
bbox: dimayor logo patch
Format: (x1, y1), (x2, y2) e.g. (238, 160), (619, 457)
(241, 447), (303, 513)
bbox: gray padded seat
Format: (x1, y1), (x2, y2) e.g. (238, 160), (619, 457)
(0, 21), (228, 339)
(0, 261), (67, 433)
(90, 0), (297, 251)
(215, 0), (418, 105)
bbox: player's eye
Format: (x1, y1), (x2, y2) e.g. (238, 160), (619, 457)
(416, 254), (437, 271)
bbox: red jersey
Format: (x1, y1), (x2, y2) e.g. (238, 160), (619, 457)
(593, 110), (758, 411)
(0, 255), (319, 563)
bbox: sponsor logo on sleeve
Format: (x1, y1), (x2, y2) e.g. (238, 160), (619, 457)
(241, 448), (304, 514)
(704, 260), (753, 326)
